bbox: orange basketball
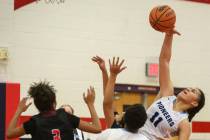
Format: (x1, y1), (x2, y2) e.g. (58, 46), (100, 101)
(149, 5), (176, 32)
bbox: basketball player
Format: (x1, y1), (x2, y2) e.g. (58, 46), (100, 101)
(95, 57), (148, 140)
(96, 104), (148, 140)
(7, 81), (102, 140)
(138, 29), (205, 140)
(94, 29), (205, 139)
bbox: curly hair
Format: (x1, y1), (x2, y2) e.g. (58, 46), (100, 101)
(28, 81), (56, 112)
(124, 104), (147, 133)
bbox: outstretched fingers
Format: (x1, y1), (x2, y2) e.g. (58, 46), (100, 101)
(120, 66), (127, 73)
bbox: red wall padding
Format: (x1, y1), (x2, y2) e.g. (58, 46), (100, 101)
(5, 83), (20, 140)
(0, 83), (20, 140)
(192, 121), (210, 133)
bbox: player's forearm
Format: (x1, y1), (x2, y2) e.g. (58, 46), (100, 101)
(159, 34), (173, 62)
(103, 74), (117, 105)
(87, 103), (102, 131)
(7, 109), (22, 137)
(101, 69), (108, 95)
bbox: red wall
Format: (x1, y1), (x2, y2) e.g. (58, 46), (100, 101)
(0, 83), (20, 140)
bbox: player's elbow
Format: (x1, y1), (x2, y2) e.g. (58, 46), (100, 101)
(94, 128), (102, 133)
(89, 124), (102, 134)
(7, 130), (15, 139)
(159, 55), (170, 63)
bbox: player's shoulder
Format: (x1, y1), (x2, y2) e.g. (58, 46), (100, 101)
(179, 118), (190, 128)
(158, 95), (176, 102)
(178, 119), (191, 135)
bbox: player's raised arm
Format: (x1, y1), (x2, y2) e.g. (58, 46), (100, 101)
(92, 56), (108, 95)
(103, 57), (126, 128)
(157, 29), (180, 100)
(7, 98), (31, 138)
(78, 86), (102, 133)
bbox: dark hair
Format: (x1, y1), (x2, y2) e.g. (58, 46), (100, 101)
(187, 88), (205, 122)
(28, 81), (56, 112)
(114, 111), (119, 116)
(124, 104), (147, 133)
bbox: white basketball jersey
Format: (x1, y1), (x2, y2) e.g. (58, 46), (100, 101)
(97, 128), (149, 140)
(139, 96), (188, 140)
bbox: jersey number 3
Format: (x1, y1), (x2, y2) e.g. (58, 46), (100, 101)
(52, 129), (61, 140)
(150, 112), (163, 127)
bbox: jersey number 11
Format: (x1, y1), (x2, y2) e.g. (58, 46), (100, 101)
(150, 112), (163, 127)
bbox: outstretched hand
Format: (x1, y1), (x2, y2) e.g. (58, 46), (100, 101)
(92, 56), (106, 71)
(109, 57), (127, 76)
(17, 97), (32, 113)
(83, 86), (95, 105)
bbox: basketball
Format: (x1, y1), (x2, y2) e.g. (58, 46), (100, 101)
(149, 5), (176, 32)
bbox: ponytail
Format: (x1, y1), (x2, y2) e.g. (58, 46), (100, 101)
(187, 89), (205, 122)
